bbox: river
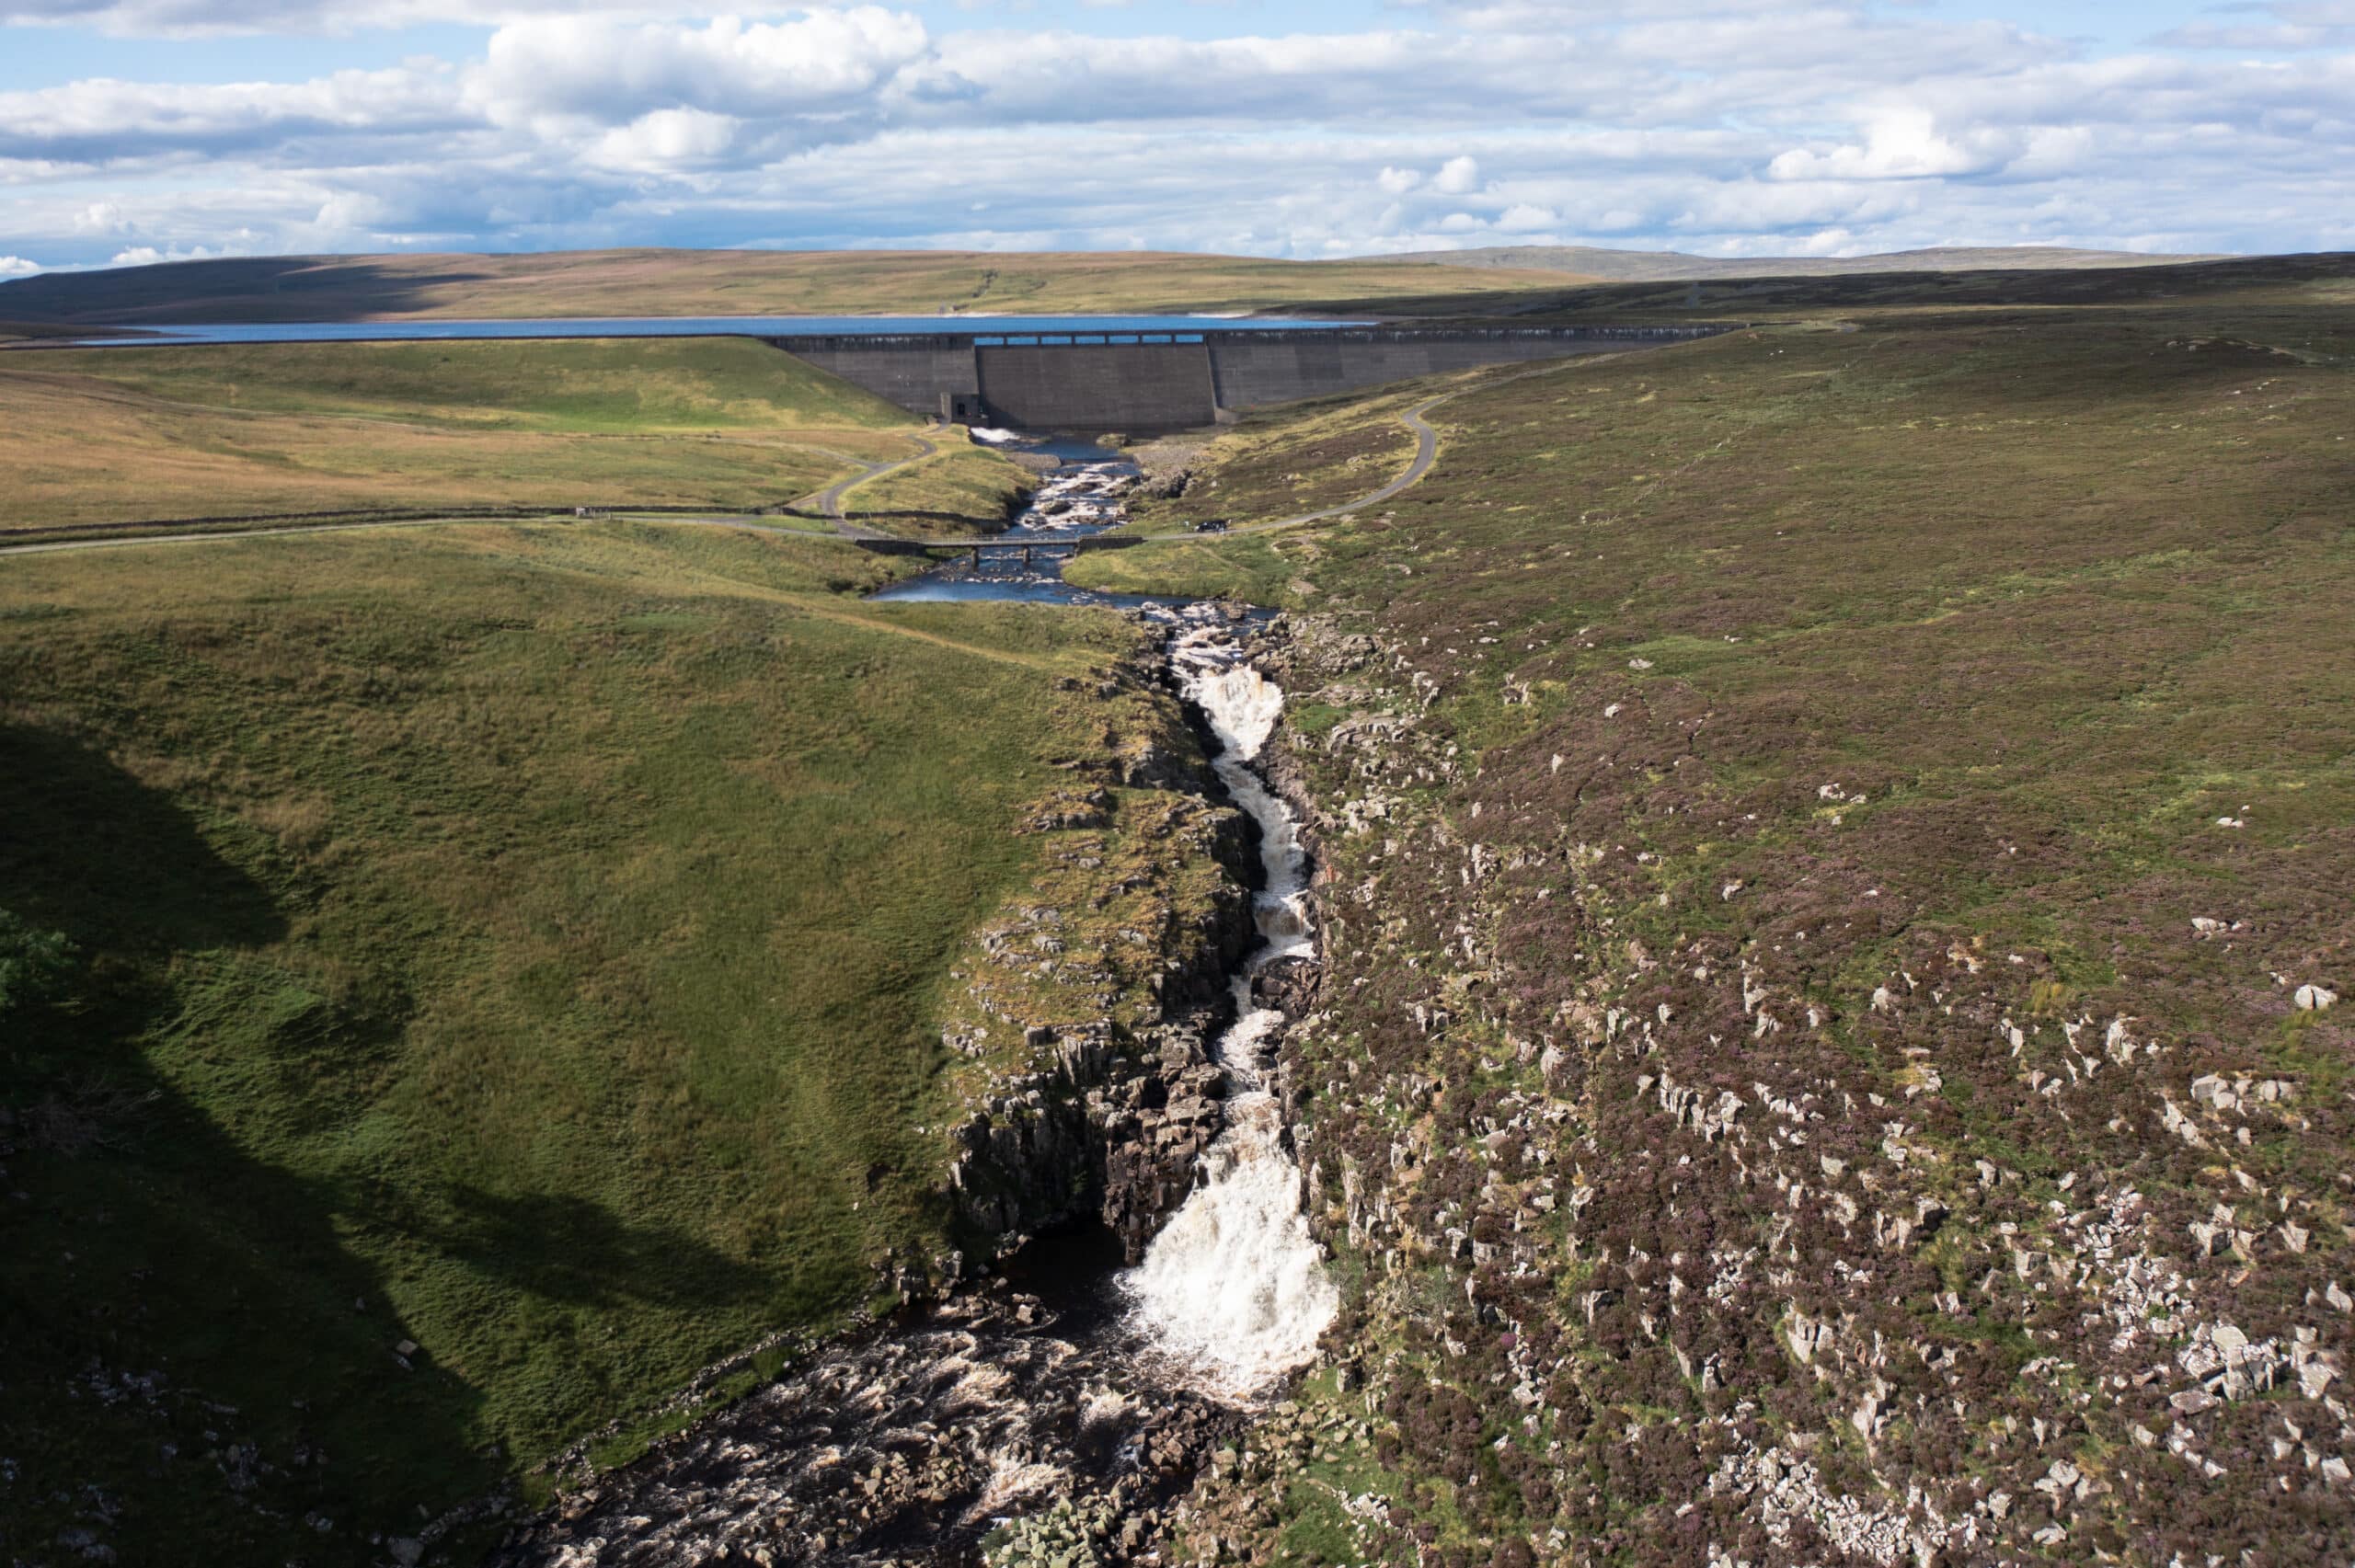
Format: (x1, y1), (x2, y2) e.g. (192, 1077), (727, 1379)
(488, 440), (1335, 1566)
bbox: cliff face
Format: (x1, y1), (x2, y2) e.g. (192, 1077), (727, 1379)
(929, 635), (1263, 1273)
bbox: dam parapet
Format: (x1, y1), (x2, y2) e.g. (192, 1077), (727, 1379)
(774, 322), (1734, 433)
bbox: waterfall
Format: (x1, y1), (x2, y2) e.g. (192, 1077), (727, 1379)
(1120, 628), (1338, 1396)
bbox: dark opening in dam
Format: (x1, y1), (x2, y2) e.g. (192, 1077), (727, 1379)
(775, 324), (1733, 433)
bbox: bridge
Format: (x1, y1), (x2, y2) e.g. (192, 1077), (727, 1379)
(848, 534), (1145, 565)
(775, 323), (1734, 434)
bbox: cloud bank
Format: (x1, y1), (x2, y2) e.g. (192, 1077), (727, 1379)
(0, 1), (2349, 273)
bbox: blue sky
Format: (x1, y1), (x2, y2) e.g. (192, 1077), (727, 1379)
(2, 0), (2349, 276)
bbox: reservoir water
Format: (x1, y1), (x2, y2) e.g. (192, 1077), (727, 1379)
(53, 315), (1367, 349)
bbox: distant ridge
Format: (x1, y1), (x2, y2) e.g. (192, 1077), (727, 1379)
(1373, 244), (2230, 281)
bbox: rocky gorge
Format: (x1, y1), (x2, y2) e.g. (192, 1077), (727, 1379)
(490, 612), (1350, 1565)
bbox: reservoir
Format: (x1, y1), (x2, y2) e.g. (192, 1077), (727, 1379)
(52, 314), (1366, 348)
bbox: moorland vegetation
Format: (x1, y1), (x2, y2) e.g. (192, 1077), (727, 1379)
(4, 248), (2351, 1566)
(1078, 254), (2355, 1564)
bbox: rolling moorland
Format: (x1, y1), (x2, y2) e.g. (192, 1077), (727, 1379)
(0, 338), (987, 536)
(1374, 245), (2223, 281)
(1, 248), (2350, 1565)
(0, 248), (1596, 326)
(1071, 255), (2355, 1563)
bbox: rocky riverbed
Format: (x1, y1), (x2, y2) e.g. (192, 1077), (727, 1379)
(490, 616), (1339, 1567)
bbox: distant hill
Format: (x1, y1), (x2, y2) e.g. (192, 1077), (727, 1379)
(0, 248), (1596, 326)
(1373, 243), (2231, 281)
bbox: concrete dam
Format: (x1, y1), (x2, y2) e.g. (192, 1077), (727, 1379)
(774, 324), (1729, 433)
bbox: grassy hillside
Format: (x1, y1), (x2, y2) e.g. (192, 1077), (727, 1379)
(1341, 247), (2355, 325)
(1374, 243), (2227, 280)
(24, 337), (913, 431)
(840, 439), (1034, 534)
(0, 338), (919, 532)
(1085, 286), (2355, 1562)
(0, 522), (1165, 1562)
(0, 248), (1594, 326)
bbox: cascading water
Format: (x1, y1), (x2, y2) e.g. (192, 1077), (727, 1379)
(1121, 628), (1338, 1395)
(504, 452), (1339, 1565)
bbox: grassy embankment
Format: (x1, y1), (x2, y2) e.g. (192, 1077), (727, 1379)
(838, 435), (1037, 538)
(1073, 258), (2355, 1562)
(0, 248), (1596, 326)
(0, 337), (925, 536)
(0, 518), (1172, 1563)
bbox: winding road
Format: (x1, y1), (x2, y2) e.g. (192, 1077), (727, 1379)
(799, 425), (941, 536)
(1174, 392), (1443, 540)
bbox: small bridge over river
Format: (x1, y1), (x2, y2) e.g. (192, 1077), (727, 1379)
(848, 534), (1145, 566)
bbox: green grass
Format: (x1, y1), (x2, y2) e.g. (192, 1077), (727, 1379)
(840, 438), (1033, 532)
(0, 521), (1157, 1562)
(0, 338), (922, 532)
(1066, 533), (1314, 605)
(25, 337), (913, 432)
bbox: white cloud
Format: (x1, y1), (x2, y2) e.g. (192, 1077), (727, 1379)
(0, 254), (40, 276)
(1432, 155), (1481, 192)
(1767, 109), (2009, 180)
(0, 3), (2347, 269)
(474, 9), (929, 129)
(592, 107), (741, 171)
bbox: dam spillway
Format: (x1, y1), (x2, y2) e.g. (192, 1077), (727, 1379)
(775, 323), (1730, 432)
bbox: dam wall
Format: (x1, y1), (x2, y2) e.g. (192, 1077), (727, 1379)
(980, 342), (1219, 430)
(771, 325), (1729, 432)
(787, 337), (982, 418)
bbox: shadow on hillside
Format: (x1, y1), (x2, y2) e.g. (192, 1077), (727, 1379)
(0, 722), (284, 955)
(388, 1184), (775, 1310)
(0, 722), (493, 1558)
(2, 255), (501, 326)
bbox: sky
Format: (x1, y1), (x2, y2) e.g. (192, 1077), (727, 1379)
(1, 0), (2350, 278)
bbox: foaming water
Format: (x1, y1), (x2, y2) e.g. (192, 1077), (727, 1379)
(1121, 629), (1338, 1395)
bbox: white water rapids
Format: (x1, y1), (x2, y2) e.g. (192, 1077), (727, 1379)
(1120, 627), (1338, 1397)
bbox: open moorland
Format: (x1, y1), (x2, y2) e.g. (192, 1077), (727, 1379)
(3, 249), (2350, 1567)
(0, 518), (1230, 1562)
(0, 337), (959, 535)
(1071, 257), (2355, 1562)
(0, 247), (1597, 326)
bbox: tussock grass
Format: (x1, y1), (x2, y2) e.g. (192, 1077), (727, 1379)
(1104, 264), (2355, 1560)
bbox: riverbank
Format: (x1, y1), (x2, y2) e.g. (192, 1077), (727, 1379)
(489, 612), (1342, 1565)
